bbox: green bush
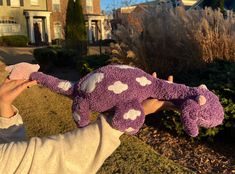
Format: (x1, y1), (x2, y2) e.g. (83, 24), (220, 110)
(77, 54), (110, 76)
(33, 47), (78, 71)
(0, 35), (28, 47)
(149, 60), (235, 140)
(33, 48), (57, 71)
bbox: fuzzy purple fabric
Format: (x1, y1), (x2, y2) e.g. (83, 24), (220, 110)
(29, 64), (224, 137)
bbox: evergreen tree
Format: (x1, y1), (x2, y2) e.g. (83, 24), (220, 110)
(203, 0), (225, 12)
(74, 0), (87, 41)
(65, 0), (87, 54)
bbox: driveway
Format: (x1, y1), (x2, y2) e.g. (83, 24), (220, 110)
(0, 47), (36, 65)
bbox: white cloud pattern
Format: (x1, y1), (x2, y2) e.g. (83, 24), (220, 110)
(81, 73), (104, 93)
(58, 81), (72, 91)
(125, 127), (135, 132)
(108, 81), (128, 94)
(123, 109), (141, 120)
(113, 65), (135, 69)
(73, 112), (81, 122)
(136, 76), (152, 86)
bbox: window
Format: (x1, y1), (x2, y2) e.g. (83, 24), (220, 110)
(31, 0), (38, 6)
(86, 0), (93, 13)
(11, 0), (20, 7)
(0, 0), (3, 6)
(54, 22), (62, 39)
(52, 0), (60, 12)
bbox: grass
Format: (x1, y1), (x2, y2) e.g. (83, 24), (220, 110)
(0, 63), (194, 174)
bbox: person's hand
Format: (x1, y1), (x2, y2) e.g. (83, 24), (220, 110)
(0, 78), (37, 118)
(142, 73), (179, 116)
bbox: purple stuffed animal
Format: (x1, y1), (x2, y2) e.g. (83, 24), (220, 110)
(6, 63), (224, 137)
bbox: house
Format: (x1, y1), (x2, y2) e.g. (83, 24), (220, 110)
(0, 0), (51, 44)
(111, 0), (185, 30)
(0, 0), (108, 45)
(188, 0), (235, 11)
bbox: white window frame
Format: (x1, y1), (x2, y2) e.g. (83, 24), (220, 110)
(11, 0), (20, 7)
(52, 0), (61, 12)
(53, 22), (62, 39)
(31, 0), (39, 6)
(86, 0), (93, 13)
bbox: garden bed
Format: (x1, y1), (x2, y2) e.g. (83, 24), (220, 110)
(137, 123), (235, 174)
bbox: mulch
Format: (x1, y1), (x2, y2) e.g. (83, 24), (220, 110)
(136, 121), (235, 174)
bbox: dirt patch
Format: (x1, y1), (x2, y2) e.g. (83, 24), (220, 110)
(137, 122), (235, 174)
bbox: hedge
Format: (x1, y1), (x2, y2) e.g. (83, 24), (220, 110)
(76, 54), (110, 77)
(147, 60), (235, 141)
(0, 35), (28, 47)
(33, 47), (77, 71)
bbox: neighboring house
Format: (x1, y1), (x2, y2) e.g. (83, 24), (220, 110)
(182, 0), (197, 9)
(0, 0), (108, 45)
(81, 0), (107, 43)
(111, 0), (184, 31)
(188, 0), (235, 11)
(0, 0), (51, 44)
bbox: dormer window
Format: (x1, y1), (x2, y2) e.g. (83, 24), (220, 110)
(86, 0), (93, 14)
(11, 0), (20, 7)
(52, 0), (61, 12)
(31, 0), (39, 6)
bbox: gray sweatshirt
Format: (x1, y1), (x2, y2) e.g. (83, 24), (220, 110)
(0, 107), (123, 174)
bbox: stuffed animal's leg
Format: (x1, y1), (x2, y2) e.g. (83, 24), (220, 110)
(112, 100), (145, 135)
(72, 98), (90, 127)
(30, 72), (74, 96)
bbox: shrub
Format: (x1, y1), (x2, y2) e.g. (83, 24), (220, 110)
(33, 48), (57, 71)
(77, 54), (110, 76)
(0, 35), (28, 47)
(111, 6), (235, 76)
(33, 47), (78, 71)
(65, 0), (87, 55)
(147, 60), (235, 140)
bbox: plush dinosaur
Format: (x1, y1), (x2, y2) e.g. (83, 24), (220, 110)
(5, 63), (224, 137)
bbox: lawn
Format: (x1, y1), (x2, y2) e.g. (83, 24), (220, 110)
(0, 63), (194, 174)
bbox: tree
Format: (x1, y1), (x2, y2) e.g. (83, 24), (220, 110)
(203, 0), (225, 13)
(65, 0), (87, 54)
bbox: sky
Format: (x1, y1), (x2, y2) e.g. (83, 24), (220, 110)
(101, 0), (149, 11)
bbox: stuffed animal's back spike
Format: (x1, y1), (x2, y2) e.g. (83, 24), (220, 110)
(30, 72), (75, 97)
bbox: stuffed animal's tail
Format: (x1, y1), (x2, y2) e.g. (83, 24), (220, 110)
(30, 72), (75, 97)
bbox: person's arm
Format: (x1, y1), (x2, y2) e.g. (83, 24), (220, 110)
(0, 74), (178, 174)
(0, 113), (123, 174)
(0, 106), (26, 143)
(0, 79), (36, 143)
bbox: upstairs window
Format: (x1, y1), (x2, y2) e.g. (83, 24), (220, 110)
(54, 22), (62, 39)
(11, 0), (20, 7)
(31, 0), (39, 6)
(86, 0), (93, 13)
(52, 0), (61, 12)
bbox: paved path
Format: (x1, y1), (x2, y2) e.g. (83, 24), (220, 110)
(0, 47), (36, 65)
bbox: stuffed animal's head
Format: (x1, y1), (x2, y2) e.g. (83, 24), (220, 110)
(5, 62), (40, 80)
(180, 85), (224, 137)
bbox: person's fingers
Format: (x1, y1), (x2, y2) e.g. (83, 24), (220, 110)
(152, 72), (157, 78)
(10, 80), (37, 98)
(4, 78), (11, 83)
(168, 76), (173, 83)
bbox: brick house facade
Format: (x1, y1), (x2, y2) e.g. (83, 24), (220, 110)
(47, 0), (106, 43)
(0, 0), (107, 45)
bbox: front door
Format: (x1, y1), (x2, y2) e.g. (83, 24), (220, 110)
(33, 18), (45, 45)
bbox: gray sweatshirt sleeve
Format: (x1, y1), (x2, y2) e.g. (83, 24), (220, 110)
(0, 111), (123, 174)
(0, 106), (26, 143)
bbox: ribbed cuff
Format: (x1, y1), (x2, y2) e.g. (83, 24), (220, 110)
(0, 106), (23, 129)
